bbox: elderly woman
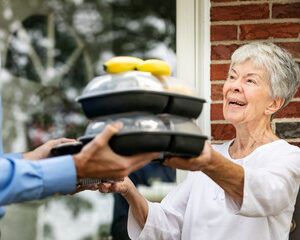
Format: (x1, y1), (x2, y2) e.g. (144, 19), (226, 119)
(99, 42), (300, 240)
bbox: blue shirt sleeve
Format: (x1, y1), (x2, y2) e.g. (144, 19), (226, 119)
(1, 152), (23, 159)
(0, 155), (76, 206)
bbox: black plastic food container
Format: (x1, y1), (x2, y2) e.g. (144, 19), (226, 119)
(51, 113), (207, 158)
(76, 71), (205, 119)
(51, 142), (83, 156)
(76, 113), (207, 157)
(78, 90), (169, 118)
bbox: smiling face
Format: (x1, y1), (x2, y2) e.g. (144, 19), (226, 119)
(223, 59), (275, 125)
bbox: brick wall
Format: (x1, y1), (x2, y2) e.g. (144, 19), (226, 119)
(210, 0), (300, 146)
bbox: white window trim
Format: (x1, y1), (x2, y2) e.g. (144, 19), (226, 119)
(176, 0), (211, 183)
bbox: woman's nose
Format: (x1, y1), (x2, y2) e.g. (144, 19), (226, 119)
(233, 87), (241, 92)
(230, 79), (242, 92)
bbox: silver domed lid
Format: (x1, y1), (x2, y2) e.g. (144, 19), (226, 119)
(78, 71), (164, 100)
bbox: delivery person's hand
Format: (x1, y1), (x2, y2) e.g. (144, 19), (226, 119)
(23, 138), (76, 161)
(73, 122), (160, 180)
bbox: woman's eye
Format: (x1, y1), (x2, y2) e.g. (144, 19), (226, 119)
(247, 79), (255, 84)
(229, 75), (235, 80)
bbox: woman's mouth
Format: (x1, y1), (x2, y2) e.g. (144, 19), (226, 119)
(229, 100), (246, 106)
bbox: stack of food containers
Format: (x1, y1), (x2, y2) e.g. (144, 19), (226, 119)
(51, 57), (207, 185)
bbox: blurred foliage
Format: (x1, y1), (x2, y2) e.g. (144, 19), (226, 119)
(2, 0), (175, 238)
(80, 223), (113, 240)
(50, 0), (176, 60)
(25, 86), (87, 148)
(4, 0), (175, 148)
(43, 222), (54, 240)
(57, 195), (93, 218)
(6, 14), (90, 88)
(44, 195), (94, 218)
(80, 236), (93, 240)
(97, 223), (111, 239)
(5, 0), (176, 85)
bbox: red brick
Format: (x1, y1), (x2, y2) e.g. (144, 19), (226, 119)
(211, 44), (239, 60)
(277, 42), (300, 59)
(211, 123), (236, 140)
(211, 103), (224, 120)
(275, 102), (300, 119)
(273, 3), (300, 19)
(295, 87), (300, 98)
(211, 4), (269, 21)
(211, 83), (224, 101)
(211, 64), (230, 80)
(211, 0), (237, 2)
(289, 142), (300, 148)
(211, 25), (237, 41)
(240, 23), (300, 40)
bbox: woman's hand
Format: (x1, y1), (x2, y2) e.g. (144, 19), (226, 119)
(164, 141), (212, 171)
(99, 177), (149, 227)
(23, 138), (76, 161)
(98, 177), (134, 197)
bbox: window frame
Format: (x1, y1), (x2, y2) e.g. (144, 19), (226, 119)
(176, 0), (211, 183)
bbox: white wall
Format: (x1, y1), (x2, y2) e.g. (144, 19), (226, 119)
(176, 0), (211, 183)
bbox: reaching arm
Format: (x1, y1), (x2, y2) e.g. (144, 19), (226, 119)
(164, 141), (244, 205)
(99, 177), (149, 227)
(22, 138), (76, 161)
(99, 173), (194, 240)
(0, 122), (158, 206)
(123, 184), (149, 227)
(0, 155), (76, 205)
(202, 149), (244, 205)
(165, 141), (300, 217)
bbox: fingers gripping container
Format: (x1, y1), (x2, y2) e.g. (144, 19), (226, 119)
(51, 71), (207, 186)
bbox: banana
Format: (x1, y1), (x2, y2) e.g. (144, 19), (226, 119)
(136, 59), (171, 76)
(103, 56), (144, 74)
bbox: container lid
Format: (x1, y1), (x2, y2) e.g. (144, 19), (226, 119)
(83, 113), (168, 137)
(159, 114), (202, 135)
(77, 71), (164, 100)
(82, 113), (203, 138)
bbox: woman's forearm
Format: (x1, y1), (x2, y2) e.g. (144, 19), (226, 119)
(123, 185), (149, 228)
(202, 150), (244, 205)
(164, 142), (244, 205)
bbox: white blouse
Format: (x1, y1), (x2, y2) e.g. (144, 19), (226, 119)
(128, 140), (300, 240)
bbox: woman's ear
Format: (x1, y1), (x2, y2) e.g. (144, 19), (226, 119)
(265, 98), (285, 115)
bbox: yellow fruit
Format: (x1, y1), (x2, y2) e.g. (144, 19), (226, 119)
(136, 59), (171, 76)
(103, 56), (144, 74)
